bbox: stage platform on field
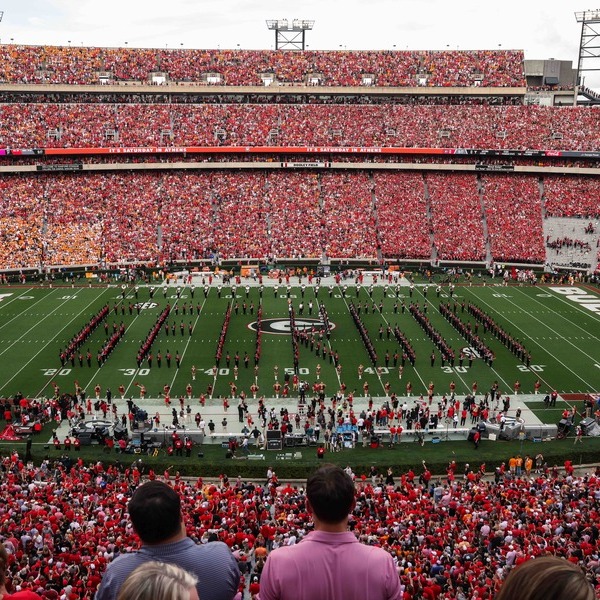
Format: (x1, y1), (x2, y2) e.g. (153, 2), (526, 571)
(42, 393), (570, 450)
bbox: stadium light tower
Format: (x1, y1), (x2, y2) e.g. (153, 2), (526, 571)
(266, 19), (314, 51)
(575, 10), (600, 87)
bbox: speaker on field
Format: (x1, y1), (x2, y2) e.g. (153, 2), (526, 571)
(580, 417), (595, 434)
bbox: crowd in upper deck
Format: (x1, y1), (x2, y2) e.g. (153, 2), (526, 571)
(0, 45), (525, 87)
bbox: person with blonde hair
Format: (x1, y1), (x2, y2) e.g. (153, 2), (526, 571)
(117, 562), (198, 600)
(495, 556), (595, 600)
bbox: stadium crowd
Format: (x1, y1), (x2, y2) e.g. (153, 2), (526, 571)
(427, 173), (487, 262)
(546, 238), (592, 252)
(159, 172), (215, 262)
(543, 177), (600, 219)
(320, 171), (377, 258)
(2, 169), (598, 268)
(1, 39), (600, 600)
(481, 175), (545, 263)
(2, 378), (600, 599)
(265, 172), (322, 260)
(3, 103), (600, 150)
(0, 45), (525, 87)
(373, 172), (431, 260)
(0, 450), (597, 599)
(209, 172), (270, 261)
(0, 176), (45, 270)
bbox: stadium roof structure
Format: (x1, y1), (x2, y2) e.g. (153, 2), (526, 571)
(575, 9), (600, 86)
(266, 19), (315, 51)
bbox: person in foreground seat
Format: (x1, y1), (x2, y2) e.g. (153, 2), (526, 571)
(117, 561), (199, 600)
(95, 480), (239, 600)
(258, 464), (402, 600)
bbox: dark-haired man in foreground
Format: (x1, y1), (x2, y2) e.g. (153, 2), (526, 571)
(95, 480), (239, 600)
(259, 464), (401, 600)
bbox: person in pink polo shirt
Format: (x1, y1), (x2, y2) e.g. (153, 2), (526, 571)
(258, 464), (402, 600)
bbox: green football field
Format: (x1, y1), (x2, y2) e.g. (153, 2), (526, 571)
(0, 281), (598, 403)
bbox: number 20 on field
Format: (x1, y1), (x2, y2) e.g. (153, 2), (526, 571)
(42, 368), (72, 376)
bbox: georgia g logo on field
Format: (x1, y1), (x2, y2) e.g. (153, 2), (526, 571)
(248, 318), (336, 335)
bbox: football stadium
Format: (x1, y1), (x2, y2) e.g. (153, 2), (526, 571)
(0, 6), (599, 598)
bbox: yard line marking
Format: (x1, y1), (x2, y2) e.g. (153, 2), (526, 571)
(315, 296), (342, 389)
(506, 288), (600, 366)
(0, 287), (56, 332)
(0, 288), (64, 329)
(0, 293), (87, 362)
(211, 293), (236, 396)
(43, 285), (164, 399)
(168, 302), (206, 393)
(1, 288), (113, 396)
(467, 288), (596, 391)
(518, 286), (600, 337)
(335, 286), (399, 395)
(84, 309), (148, 398)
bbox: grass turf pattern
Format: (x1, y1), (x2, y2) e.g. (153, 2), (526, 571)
(0, 281), (598, 405)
